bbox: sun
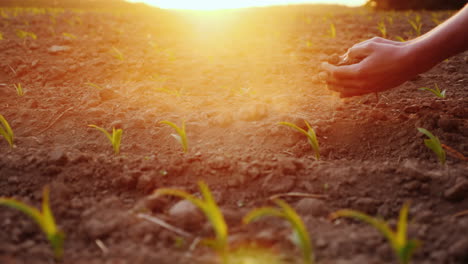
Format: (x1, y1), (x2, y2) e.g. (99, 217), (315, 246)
(127, 0), (367, 10)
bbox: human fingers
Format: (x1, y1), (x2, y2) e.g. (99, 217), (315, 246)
(345, 42), (375, 61)
(321, 61), (362, 79)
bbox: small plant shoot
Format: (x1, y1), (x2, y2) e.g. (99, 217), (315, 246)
(154, 181), (228, 260)
(111, 46), (124, 61)
(417, 128), (446, 165)
(377, 21), (387, 38)
(16, 29), (37, 39)
(160, 120), (188, 153)
(279, 121), (320, 160)
(329, 22), (336, 38)
(419, 83), (446, 98)
(88, 125), (123, 155)
(244, 199), (314, 264)
(0, 114), (14, 148)
(14, 83), (24, 96)
(408, 14), (422, 36)
(331, 203), (419, 264)
(0, 186), (65, 259)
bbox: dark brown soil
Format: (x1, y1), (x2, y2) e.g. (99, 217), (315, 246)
(0, 5), (467, 264)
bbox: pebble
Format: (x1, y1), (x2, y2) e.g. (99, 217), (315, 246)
(238, 103), (268, 121)
(48, 148), (69, 166)
(438, 115), (459, 132)
(208, 156), (229, 170)
(404, 104), (420, 114)
(444, 177), (468, 201)
(354, 197), (380, 215)
(295, 198), (327, 217)
(168, 200), (203, 230)
(48, 45), (71, 54)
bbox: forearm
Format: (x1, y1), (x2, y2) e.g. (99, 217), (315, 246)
(408, 4), (468, 69)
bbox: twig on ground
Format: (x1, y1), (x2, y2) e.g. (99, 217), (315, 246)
(269, 192), (328, 201)
(453, 210), (468, 218)
(37, 107), (74, 135)
(442, 144), (468, 161)
(7, 65), (16, 75)
(95, 239), (109, 255)
(137, 213), (193, 238)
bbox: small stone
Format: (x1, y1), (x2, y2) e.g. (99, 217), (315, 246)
(438, 115), (459, 132)
(295, 198), (327, 216)
(209, 156), (229, 170)
(238, 103), (268, 121)
(404, 104), (420, 114)
(354, 197), (380, 214)
(48, 45), (71, 54)
(168, 200), (203, 230)
(444, 177), (468, 201)
(48, 148), (68, 166)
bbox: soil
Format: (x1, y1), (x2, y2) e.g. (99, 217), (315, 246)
(0, 4), (467, 264)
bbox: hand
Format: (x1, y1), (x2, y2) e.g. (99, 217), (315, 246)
(320, 37), (421, 98)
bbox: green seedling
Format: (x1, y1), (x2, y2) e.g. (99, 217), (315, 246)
(227, 246), (283, 264)
(160, 120), (188, 153)
(88, 125), (123, 155)
(395, 36), (407, 42)
(111, 47), (124, 61)
(408, 14), (422, 36)
(16, 29), (37, 40)
(0, 114), (14, 148)
(328, 22), (336, 38)
(62, 32), (77, 39)
(154, 181), (228, 261)
(377, 21), (387, 38)
(386, 16), (394, 25)
(431, 13), (442, 25)
(13, 83), (24, 96)
(417, 128), (446, 165)
(331, 202), (419, 264)
(278, 121), (320, 160)
(419, 83), (445, 98)
(244, 199), (314, 264)
(85, 82), (103, 90)
(0, 186), (65, 259)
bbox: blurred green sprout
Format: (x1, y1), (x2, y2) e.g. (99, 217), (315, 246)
(154, 181), (228, 261)
(16, 29), (37, 40)
(0, 186), (65, 259)
(13, 83), (24, 96)
(0, 114), (14, 148)
(111, 46), (124, 61)
(244, 199), (314, 264)
(331, 202), (419, 264)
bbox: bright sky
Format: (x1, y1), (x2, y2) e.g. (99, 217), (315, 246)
(127, 0), (367, 10)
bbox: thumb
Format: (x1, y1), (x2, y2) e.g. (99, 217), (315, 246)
(345, 42), (374, 61)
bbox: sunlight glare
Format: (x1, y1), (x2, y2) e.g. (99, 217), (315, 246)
(127, 0), (367, 10)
